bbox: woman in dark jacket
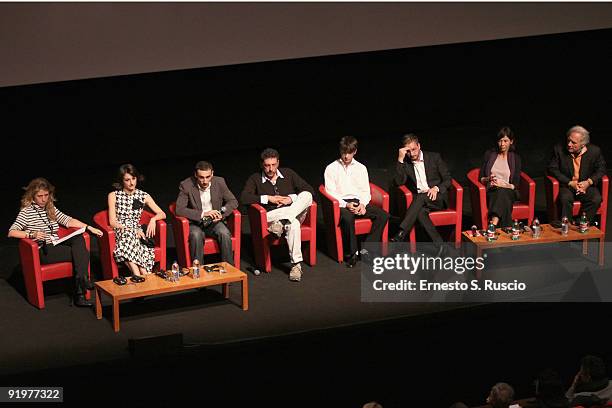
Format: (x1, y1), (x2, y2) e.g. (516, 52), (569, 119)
(479, 126), (521, 227)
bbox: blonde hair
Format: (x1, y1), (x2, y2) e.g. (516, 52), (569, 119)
(21, 177), (57, 221)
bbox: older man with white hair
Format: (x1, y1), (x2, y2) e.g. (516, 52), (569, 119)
(547, 125), (607, 224)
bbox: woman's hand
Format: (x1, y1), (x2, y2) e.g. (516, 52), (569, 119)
(491, 179), (513, 189)
(33, 231), (47, 240)
(86, 225), (103, 237)
(146, 219), (157, 238)
(136, 228), (146, 240)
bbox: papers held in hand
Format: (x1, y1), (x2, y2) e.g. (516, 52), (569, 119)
(52, 227), (86, 246)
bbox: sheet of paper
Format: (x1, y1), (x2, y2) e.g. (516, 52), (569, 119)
(52, 227), (86, 246)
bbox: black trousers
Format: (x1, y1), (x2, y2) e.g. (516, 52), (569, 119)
(339, 204), (389, 258)
(558, 186), (602, 223)
(399, 193), (445, 243)
(39, 235), (89, 295)
(188, 221), (234, 265)
(487, 187), (518, 227)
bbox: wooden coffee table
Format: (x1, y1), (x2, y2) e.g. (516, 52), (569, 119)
(462, 224), (605, 278)
(94, 262), (248, 332)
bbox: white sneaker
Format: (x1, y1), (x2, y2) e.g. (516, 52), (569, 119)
(289, 263), (302, 282)
(267, 220), (284, 238)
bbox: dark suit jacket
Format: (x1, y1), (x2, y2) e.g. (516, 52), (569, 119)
(175, 176), (238, 223)
(547, 143), (607, 186)
(479, 149), (522, 188)
(240, 167), (314, 212)
(394, 151), (452, 197)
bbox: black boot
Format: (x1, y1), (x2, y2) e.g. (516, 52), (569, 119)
(78, 275), (95, 291)
(73, 293), (93, 307)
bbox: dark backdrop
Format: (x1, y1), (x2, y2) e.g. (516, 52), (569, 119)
(1, 27), (611, 268)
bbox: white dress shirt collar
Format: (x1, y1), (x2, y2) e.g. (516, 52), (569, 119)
(411, 150), (424, 163)
(261, 169), (285, 184)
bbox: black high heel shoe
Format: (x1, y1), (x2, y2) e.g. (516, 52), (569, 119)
(130, 275), (145, 283)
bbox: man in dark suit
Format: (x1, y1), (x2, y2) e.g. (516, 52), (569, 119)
(176, 161), (238, 265)
(547, 125), (606, 224)
(391, 134), (451, 254)
(240, 148), (314, 282)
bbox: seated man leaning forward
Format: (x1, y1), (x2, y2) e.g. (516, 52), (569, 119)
(324, 136), (389, 268)
(175, 161), (238, 265)
(240, 148), (314, 282)
(391, 133), (451, 257)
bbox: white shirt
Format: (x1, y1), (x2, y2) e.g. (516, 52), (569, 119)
(324, 158), (371, 208)
(412, 151), (431, 193)
(198, 182), (212, 217)
(260, 169), (297, 204)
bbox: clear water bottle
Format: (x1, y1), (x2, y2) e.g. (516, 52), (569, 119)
(532, 217), (541, 239)
(511, 219), (520, 241)
(561, 216), (569, 236)
(171, 261), (180, 282)
(486, 221), (496, 242)
(579, 211), (588, 233)
(192, 259), (200, 279)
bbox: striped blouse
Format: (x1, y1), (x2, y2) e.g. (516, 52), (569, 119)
(9, 205), (72, 246)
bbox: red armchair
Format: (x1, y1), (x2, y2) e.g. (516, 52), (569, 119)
(397, 180), (463, 253)
(545, 174), (608, 233)
(18, 227), (91, 309)
(168, 202), (241, 268)
(319, 183), (389, 263)
(467, 168), (535, 229)
(247, 201), (317, 273)
(93, 210), (167, 279)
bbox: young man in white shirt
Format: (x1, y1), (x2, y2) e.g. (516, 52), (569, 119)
(324, 136), (389, 268)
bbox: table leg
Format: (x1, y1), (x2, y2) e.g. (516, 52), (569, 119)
(583, 239), (588, 255)
(113, 298), (120, 333)
(95, 287), (102, 320)
(599, 238), (605, 266)
(242, 277), (249, 311)
(223, 283), (230, 299)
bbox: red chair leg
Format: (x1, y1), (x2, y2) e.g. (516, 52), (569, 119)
(305, 240), (317, 266)
(455, 223), (462, 249)
(26, 271), (45, 309)
(253, 237), (272, 273)
(233, 246), (241, 270)
(334, 226), (344, 262)
(409, 228), (417, 253)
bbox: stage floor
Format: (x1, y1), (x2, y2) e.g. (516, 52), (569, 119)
(0, 252), (472, 378)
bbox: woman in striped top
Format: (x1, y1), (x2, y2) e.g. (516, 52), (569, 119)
(8, 178), (103, 307)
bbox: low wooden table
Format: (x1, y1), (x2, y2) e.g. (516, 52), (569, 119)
(94, 262), (248, 332)
(462, 224), (605, 278)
